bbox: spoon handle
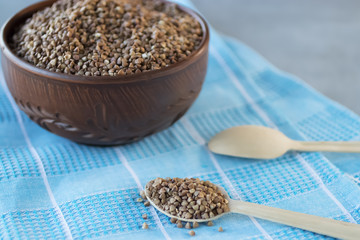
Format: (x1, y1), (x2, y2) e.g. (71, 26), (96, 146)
(229, 200), (360, 240)
(292, 141), (360, 153)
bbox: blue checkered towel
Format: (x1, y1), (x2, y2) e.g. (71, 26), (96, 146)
(1, 0), (360, 239)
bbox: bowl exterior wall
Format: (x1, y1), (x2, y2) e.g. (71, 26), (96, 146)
(1, 49), (208, 145)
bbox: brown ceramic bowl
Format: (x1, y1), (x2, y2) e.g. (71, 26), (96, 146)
(0, 0), (209, 145)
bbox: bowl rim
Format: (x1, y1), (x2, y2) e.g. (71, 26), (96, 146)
(0, 0), (210, 85)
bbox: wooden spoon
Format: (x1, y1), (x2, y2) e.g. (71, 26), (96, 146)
(208, 125), (360, 159)
(145, 183), (360, 239)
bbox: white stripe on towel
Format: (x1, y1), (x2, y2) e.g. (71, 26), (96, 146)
(211, 46), (356, 223)
(210, 45), (275, 128)
(114, 148), (171, 240)
(180, 117), (274, 240)
(0, 77), (74, 240)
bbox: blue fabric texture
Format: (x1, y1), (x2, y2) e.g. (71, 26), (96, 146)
(1, 0), (360, 239)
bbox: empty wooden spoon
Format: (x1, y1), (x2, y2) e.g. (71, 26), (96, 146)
(208, 125), (360, 159)
(145, 182), (360, 239)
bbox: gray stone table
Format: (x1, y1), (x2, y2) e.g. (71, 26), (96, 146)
(1, 0), (359, 114)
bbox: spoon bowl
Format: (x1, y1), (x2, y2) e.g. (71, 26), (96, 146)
(208, 125), (292, 159)
(144, 180), (360, 239)
(208, 125), (360, 159)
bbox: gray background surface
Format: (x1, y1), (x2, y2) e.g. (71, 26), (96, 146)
(1, 0), (359, 114)
(193, 0), (360, 114)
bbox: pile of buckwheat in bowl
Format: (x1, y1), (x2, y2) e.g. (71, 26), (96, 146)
(11, 0), (203, 76)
